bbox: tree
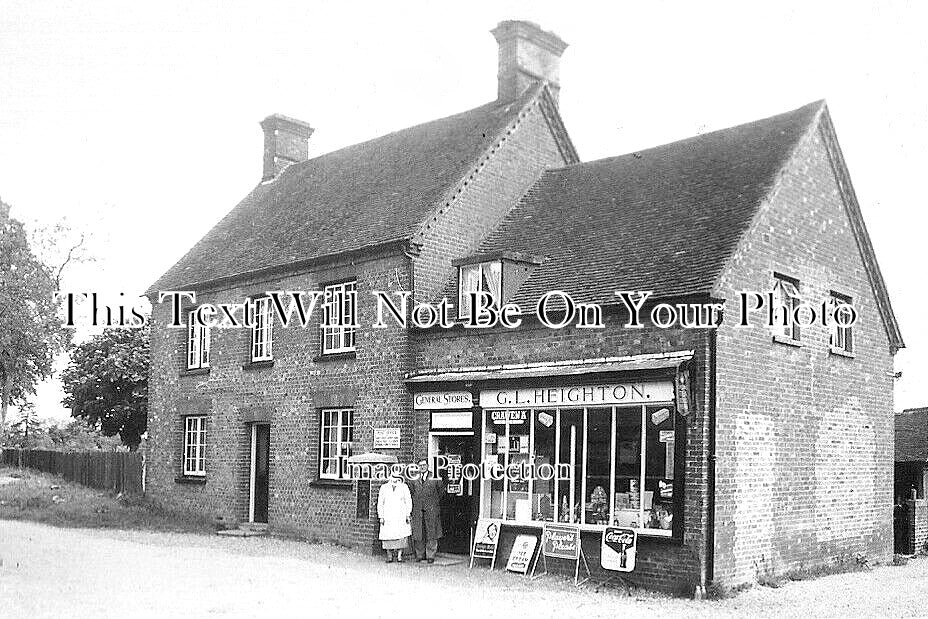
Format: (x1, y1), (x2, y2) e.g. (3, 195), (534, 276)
(47, 418), (122, 451)
(0, 200), (73, 445)
(7, 402), (45, 449)
(61, 325), (149, 450)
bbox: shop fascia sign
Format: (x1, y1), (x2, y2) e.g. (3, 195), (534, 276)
(413, 391), (473, 410)
(480, 381), (674, 409)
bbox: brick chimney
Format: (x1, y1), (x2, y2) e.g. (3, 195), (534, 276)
(259, 114), (314, 181)
(491, 20), (568, 104)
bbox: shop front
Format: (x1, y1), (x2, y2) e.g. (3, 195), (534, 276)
(409, 352), (692, 574)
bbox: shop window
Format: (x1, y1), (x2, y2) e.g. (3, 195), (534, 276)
(250, 296), (274, 361)
(458, 261), (502, 319)
(773, 274), (801, 342)
(319, 408), (354, 480)
(322, 281), (357, 354)
(186, 310), (210, 370)
(829, 292), (854, 355)
(182, 415), (206, 477)
(480, 404), (678, 537)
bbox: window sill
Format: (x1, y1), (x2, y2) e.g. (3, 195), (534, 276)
(175, 476), (207, 485)
(772, 334), (803, 348)
(242, 359), (274, 371)
(180, 367), (210, 377)
(310, 479), (354, 489)
(829, 346), (855, 359)
(315, 351), (357, 362)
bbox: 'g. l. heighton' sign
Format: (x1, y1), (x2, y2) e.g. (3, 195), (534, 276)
(413, 391), (474, 410)
(480, 382), (674, 409)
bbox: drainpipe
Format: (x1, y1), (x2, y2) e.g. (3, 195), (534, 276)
(705, 327), (718, 589)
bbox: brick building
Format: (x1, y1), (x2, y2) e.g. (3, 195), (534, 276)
(146, 20), (903, 594)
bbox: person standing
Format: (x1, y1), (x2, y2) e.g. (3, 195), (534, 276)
(377, 470), (412, 563)
(409, 458), (443, 563)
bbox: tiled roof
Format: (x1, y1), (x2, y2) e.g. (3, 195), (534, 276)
(150, 87), (545, 292)
(478, 101), (824, 307)
(896, 408), (928, 463)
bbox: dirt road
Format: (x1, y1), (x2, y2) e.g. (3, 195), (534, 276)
(1, 520), (926, 618)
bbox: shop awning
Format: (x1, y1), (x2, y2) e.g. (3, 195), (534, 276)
(405, 350), (693, 384)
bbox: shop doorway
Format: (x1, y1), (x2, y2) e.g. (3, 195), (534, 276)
(431, 433), (478, 554)
(250, 424), (270, 524)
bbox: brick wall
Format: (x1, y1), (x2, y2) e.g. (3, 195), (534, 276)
(904, 499), (928, 554)
(411, 314), (713, 595)
(146, 250), (413, 547)
(712, 120), (896, 585)
(413, 97), (567, 304)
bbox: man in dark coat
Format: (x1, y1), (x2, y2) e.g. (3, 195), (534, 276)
(408, 458), (443, 563)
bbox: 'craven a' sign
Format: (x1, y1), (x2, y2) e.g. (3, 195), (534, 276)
(480, 382), (673, 409)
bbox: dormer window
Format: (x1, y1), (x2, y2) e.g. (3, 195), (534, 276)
(458, 261), (502, 319)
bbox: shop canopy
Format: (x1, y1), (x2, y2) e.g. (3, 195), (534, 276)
(405, 350), (693, 384)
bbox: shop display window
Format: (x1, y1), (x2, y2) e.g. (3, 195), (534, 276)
(480, 402), (678, 537)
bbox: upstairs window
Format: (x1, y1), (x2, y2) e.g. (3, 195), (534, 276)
(251, 297), (274, 362)
(322, 281), (357, 354)
(186, 310), (210, 370)
(319, 408), (354, 480)
(458, 261), (502, 319)
(830, 292), (854, 355)
(773, 274), (801, 342)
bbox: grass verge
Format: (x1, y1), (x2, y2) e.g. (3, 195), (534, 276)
(0, 465), (215, 533)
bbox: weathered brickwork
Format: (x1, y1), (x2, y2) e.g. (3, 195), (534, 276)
(147, 251), (414, 546)
(411, 315), (714, 595)
(712, 121), (896, 586)
(413, 98), (567, 303)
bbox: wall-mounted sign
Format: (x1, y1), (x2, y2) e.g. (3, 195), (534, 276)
(372, 427), (400, 449)
(430, 411), (473, 430)
(414, 391), (474, 410)
(506, 534), (538, 574)
(480, 382), (674, 409)
(601, 527), (637, 572)
(541, 523), (581, 560)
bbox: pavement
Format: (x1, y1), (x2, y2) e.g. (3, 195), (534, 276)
(1, 519), (927, 618)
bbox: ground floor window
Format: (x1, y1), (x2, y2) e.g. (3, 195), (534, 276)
(480, 405), (678, 536)
(320, 408), (354, 479)
(183, 415), (207, 476)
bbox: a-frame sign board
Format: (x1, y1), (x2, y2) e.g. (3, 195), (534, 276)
(470, 519), (501, 570)
(530, 523), (591, 586)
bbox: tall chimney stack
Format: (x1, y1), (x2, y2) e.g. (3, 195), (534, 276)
(491, 20), (567, 104)
(260, 114), (314, 181)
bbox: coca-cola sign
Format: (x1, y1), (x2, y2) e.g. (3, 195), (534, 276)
(601, 527), (637, 572)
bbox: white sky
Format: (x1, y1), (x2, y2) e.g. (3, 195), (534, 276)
(1, 1), (925, 420)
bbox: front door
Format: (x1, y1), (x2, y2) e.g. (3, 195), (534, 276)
(434, 434), (478, 554)
(251, 424), (270, 524)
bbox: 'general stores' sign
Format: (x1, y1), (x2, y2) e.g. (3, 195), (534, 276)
(413, 391), (474, 410)
(480, 382), (674, 409)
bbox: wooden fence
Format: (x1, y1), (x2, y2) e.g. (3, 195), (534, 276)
(1, 448), (144, 495)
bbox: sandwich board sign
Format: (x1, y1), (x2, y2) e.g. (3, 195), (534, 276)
(530, 523), (590, 585)
(470, 518), (502, 569)
(601, 527), (637, 572)
(506, 534), (538, 574)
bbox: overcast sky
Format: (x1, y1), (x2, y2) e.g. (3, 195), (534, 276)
(1, 1), (925, 420)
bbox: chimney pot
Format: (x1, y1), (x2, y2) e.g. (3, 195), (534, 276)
(491, 20), (567, 104)
(260, 114), (314, 181)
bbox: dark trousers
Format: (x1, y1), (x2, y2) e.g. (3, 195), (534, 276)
(414, 513), (438, 559)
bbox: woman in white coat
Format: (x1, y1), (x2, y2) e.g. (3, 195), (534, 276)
(378, 470), (412, 563)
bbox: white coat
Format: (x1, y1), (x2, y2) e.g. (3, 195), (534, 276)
(377, 479), (412, 541)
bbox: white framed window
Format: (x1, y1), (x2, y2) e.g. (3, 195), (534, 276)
(773, 274), (801, 341)
(251, 297), (274, 361)
(319, 408), (354, 480)
(458, 260), (502, 319)
(322, 281), (357, 354)
(183, 415), (207, 477)
(479, 404), (677, 537)
(186, 310), (210, 369)
(829, 292), (854, 355)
